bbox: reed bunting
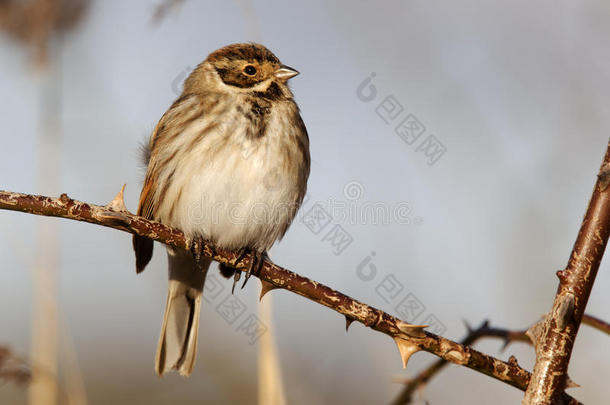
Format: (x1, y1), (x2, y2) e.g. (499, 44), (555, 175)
(133, 43), (310, 376)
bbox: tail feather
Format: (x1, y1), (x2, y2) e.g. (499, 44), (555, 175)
(155, 248), (211, 376)
(133, 235), (153, 274)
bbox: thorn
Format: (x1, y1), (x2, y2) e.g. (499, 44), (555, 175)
(396, 320), (427, 338)
(259, 280), (277, 301)
(98, 185), (129, 221)
(59, 193), (70, 203)
(345, 316), (355, 332)
(107, 184), (128, 212)
(526, 319), (545, 352)
(525, 326), (537, 345)
(508, 355), (519, 367)
(393, 337), (421, 368)
(565, 375), (580, 389)
(597, 162), (610, 191)
(556, 269), (567, 283)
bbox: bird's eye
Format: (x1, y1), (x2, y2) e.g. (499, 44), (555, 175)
(243, 65), (257, 76)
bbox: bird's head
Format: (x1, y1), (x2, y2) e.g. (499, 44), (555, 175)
(184, 43), (299, 99)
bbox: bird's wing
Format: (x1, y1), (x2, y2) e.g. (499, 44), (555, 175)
(133, 94), (205, 273)
(132, 117), (166, 273)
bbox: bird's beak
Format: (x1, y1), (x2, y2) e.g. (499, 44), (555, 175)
(274, 65), (299, 81)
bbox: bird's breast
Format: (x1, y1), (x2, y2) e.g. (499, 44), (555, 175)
(154, 99), (308, 251)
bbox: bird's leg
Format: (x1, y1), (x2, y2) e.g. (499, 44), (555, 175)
(189, 235), (206, 272)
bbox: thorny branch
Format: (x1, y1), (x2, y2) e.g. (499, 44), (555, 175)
(391, 320), (525, 405)
(523, 140), (610, 405)
(392, 314), (610, 405)
(0, 188), (578, 403)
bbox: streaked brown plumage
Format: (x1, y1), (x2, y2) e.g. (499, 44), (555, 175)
(133, 43), (310, 376)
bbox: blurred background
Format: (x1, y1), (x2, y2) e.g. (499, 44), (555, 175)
(1, 0), (609, 404)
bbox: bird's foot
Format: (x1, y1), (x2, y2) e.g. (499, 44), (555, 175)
(224, 248), (267, 293)
(189, 235), (206, 272)
(226, 248), (267, 292)
(241, 250), (266, 289)
(229, 247), (250, 293)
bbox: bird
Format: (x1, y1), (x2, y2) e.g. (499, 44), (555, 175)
(132, 43), (310, 376)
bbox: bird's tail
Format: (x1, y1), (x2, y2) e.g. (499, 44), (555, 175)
(155, 248), (211, 376)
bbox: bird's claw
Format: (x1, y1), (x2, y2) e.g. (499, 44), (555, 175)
(231, 271), (241, 294)
(227, 248), (267, 293)
(241, 250), (266, 289)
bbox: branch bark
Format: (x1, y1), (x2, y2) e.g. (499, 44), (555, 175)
(0, 189), (579, 404)
(391, 320), (528, 405)
(523, 140), (610, 404)
(392, 313), (610, 405)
